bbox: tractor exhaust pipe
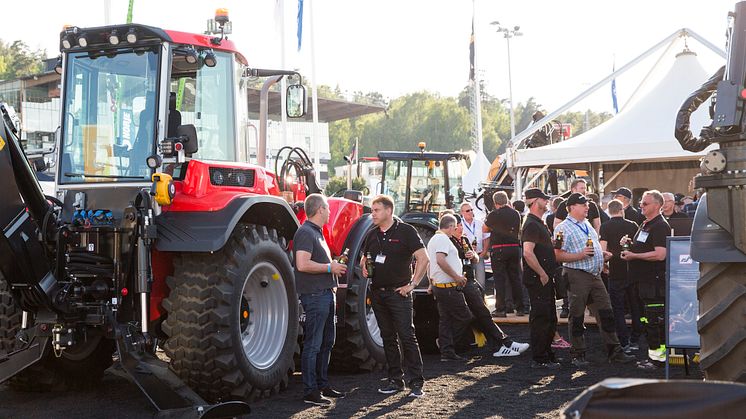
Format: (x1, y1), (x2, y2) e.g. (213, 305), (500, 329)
(258, 75), (283, 168)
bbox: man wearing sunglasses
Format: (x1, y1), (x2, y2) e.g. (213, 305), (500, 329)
(621, 190), (671, 370)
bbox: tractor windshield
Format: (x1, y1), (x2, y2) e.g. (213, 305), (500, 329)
(59, 47), (160, 184)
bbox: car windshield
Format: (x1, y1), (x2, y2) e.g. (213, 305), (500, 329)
(60, 47), (159, 183)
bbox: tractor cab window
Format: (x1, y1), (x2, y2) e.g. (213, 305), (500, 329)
(59, 48), (159, 183)
(169, 50), (236, 162)
(447, 158), (468, 208)
(410, 160), (446, 214)
(382, 159), (409, 216)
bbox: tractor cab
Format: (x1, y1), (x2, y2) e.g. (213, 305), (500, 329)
(379, 145), (469, 227)
(56, 16), (305, 193)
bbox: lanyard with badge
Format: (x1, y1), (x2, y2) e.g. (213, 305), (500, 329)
(636, 221), (650, 243)
(375, 221), (399, 264)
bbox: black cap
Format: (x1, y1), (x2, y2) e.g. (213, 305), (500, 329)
(674, 193), (685, 204)
(611, 187), (632, 200)
(566, 193), (588, 207)
(525, 188), (550, 200)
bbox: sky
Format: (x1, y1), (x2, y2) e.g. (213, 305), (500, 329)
(0, 0), (737, 113)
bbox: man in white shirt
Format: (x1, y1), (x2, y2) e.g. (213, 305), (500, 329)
(460, 202), (486, 290)
(426, 214), (473, 362)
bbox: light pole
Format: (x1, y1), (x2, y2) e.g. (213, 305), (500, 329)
(490, 21), (522, 141)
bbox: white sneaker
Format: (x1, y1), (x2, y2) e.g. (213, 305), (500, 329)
(509, 342), (530, 354)
(493, 345), (521, 357)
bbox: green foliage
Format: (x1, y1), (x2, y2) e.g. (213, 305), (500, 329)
(324, 176), (367, 196)
(0, 40), (45, 80)
(324, 84), (612, 172)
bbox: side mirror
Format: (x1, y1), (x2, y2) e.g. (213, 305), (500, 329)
(176, 124), (198, 156)
(286, 84), (307, 118)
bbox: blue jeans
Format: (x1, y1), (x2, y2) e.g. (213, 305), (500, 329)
(300, 289), (336, 396)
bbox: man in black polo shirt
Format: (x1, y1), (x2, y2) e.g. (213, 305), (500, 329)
(553, 178), (601, 233)
(294, 194), (347, 406)
(521, 188), (561, 369)
(611, 187), (645, 225)
(484, 191), (526, 317)
(361, 195), (429, 398)
(621, 190), (671, 370)
(600, 199), (642, 353)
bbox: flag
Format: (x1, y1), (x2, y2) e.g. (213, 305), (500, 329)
(611, 61), (619, 114)
(348, 144), (357, 163)
(469, 19), (475, 81)
(296, 0), (304, 51)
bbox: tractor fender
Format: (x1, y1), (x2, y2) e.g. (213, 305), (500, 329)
(338, 214), (374, 286)
(691, 193), (746, 263)
(155, 195), (299, 252)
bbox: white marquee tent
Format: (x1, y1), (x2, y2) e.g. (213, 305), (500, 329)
(513, 50), (713, 168)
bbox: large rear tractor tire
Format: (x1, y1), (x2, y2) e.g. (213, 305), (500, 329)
(0, 274), (114, 391)
(331, 267), (385, 372)
(697, 262), (746, 383)
(411, 225), (439, 354)
(162, 224), (299, 402)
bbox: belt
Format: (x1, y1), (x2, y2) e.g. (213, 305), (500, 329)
(433, 282), (458, 288)
(372, 284), (408, 291)
(491, 243), (520, 249)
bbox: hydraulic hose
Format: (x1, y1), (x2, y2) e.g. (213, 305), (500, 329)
(675, 66), (725, 152)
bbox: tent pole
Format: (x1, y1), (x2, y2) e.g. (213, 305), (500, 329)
(619, 39), (678, 113)
(602, 161), (632, 192)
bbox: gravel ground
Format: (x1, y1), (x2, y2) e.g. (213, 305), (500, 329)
(0, 325), (701, 418)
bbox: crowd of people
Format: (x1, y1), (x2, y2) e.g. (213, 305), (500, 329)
(292, 181), (683, 404)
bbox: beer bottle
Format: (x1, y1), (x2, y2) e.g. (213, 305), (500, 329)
(338, 248), (350, 265)
(365, 252), (375, 278)
(471, 238), (478, 253)
(622, 235), (631, 252)
(461, 238), (472, 267)
(586, 234), (594, 257)
(554, 230), (564, 250)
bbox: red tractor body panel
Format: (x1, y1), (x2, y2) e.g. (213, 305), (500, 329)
(165, 159), (281, 212)
(325, 198), (364, 257)
(164, 29), (248, 65)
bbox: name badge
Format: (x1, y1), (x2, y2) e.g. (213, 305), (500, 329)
(637, 231), (649, 243)
(375, 254), (386, 264)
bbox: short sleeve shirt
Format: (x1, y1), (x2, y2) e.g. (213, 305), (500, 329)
(427, 232), (462, 284)
(599, 217), (639, 280)
(628, 214), (670, 281)
(555, 200), (600, 223)
(555, 215), (605, 275)
(461, 218), (484, 252)
(363, 219), (425, 288)
(293, 220), (337, 295)
(485, 206), (521, 244)
(521, 214), (557, 285)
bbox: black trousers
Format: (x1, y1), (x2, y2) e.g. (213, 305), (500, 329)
(642, 298), (665, 352)
(491, 246), (526, 312)
(462, 280), (509, 349)
(527, 282), (557, 363)
(608, 279), (643, 346)
(370, 288), (424, 388)
(432, 286), (473, 356)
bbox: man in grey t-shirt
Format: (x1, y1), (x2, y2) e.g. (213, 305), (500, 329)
(294, 194), (347, 406)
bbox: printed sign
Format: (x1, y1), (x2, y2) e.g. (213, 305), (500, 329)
(666, 237), (700, 349)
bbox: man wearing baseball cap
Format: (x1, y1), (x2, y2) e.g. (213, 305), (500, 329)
(554, 193), (635, 367)
(610, 187), (644, 225)
(521, 188), (561, 368)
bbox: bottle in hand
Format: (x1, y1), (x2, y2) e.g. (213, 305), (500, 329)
(554, 230), (564, 250)
(622, 235), (631, 252)
(586, 234), (594, 257)
(338, 248), (350, 265)
(365, 252), (375, 278)
(461, 238), (472, 266)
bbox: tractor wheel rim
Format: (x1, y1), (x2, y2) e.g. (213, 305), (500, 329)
(365, 296), (383, 347)
(240, 261), (288, 370)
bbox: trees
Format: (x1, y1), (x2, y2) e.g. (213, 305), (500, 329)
(0, 40), (45, 80)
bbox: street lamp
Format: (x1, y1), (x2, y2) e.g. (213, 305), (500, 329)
(490, 21), (522, 142)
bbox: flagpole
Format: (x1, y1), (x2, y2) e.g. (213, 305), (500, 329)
(308, 0), (322, 178)
(472, 0), (484, 156)
(279, 0), (288, 158)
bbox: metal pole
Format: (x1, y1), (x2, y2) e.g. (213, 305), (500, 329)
(506, 36), (515, 140)
(258, 76), (284, 168)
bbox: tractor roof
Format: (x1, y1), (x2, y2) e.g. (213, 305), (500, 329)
(59, 24), (248, 65)
(377, 151), (468, 161)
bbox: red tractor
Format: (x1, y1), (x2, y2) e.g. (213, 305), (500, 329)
(0, 11), (380, 415)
